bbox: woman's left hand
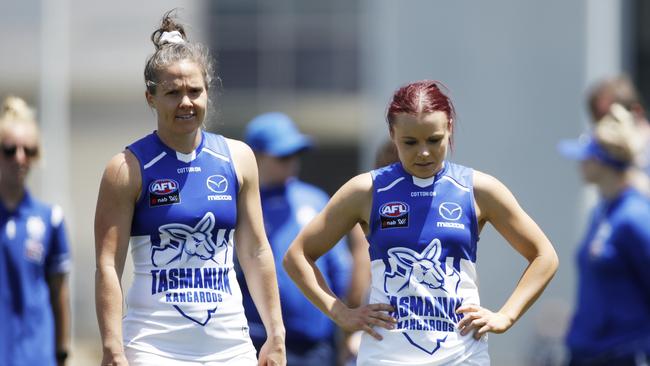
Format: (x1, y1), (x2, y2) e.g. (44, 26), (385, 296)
(455, 304), (514, 340)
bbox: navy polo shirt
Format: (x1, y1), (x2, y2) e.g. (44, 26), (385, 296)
(0, 191), (71, 366)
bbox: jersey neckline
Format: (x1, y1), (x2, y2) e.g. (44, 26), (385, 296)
(152, 130), (206, 163)
(395, 161), (448, 188)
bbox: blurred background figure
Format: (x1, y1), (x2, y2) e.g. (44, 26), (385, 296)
(0, 96), (71, 365)
(526, 298), (571, 366)
(587, 75), (650, 193)
(241, 112), (352, 366)
(341, 138), (400, 366)
(559, 104), (650, 366)
(373, 139), (399, 169)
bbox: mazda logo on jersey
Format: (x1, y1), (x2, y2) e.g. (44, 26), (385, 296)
(206, 175), (228, 193)
(149, 178), (181, 207)
(439, 202), (462, 221)
(380, 201), (409, 229)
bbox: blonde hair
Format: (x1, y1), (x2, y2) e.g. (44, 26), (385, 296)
(0, 96), (42, 159)
(593, 103), (641, 165)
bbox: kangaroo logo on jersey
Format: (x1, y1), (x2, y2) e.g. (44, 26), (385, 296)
(152, 212), (228, 266)
(380, 201), (409, 229)
(150, 212), (234, 326)
(384, 239), (463, 355)
(149, 178), (181, 207)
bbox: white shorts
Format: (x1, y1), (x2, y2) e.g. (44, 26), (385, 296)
(125, 347), (257, 366)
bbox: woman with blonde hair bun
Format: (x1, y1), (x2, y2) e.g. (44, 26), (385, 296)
(0, 96), (72, 365)
(559, 103), (650, 365)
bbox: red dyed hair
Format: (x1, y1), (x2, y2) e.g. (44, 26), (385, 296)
(386, 80), (456, 148)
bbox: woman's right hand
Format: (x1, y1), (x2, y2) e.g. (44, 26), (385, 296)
(333, 303), (397, 340)
(257, 336), (286, 366)
(100, 351), (129, 366)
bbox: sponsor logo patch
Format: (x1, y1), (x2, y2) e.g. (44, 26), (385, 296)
(25, 239), (45, 263)
(177, 166), (202, 174)
(379, 201), (409, 229)
(149, 179), (181, 207)
(438, 202), (462, 221)
(206, 175), (228, 193)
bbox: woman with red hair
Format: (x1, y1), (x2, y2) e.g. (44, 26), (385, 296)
(284, 80), (558, 365)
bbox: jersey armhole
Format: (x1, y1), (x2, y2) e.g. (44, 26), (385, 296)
(366, 172), (379, 242)
(125, 147), (147, 206)
(218, 135), (241, 200)
(468, 169), (480, 244)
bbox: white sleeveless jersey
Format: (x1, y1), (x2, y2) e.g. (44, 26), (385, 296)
(358, 162), (489, 365)
(122, 131), (255, 362)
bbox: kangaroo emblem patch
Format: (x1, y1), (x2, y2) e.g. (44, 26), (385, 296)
(150, 212), (234, 325)
(384, 239), (464, 354)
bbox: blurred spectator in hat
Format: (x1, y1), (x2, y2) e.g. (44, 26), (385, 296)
(559, 104), (650, 366)
(240, 112), (352, 366)
(587, 75), (650, 194)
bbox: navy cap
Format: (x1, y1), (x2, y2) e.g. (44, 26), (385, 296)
(244, 112), (313, 157)
(557, 134), (630, 170)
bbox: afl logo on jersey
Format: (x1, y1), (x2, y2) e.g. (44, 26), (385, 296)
(150, 179), (179, 195)
(380, 201), (409, 229)
(149, 179), (181, 207)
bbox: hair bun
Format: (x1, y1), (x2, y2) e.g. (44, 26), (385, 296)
(158, 31), (185, 46)
(151, 10), (187, 50)
(1, 96), (35, 122)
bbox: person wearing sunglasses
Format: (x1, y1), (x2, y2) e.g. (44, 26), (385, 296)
(0, 96), (72, 365)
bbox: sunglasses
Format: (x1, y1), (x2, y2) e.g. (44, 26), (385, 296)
(1, 144), (39, 158)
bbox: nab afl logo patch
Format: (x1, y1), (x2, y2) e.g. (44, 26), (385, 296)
(149, 179), (181, 207)
(379, 201), (409, 229)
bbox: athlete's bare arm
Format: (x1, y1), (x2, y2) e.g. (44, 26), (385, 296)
(283, 173), (396, 341)
(456, 170), (559, 339)
(94, 151), (140, 366)
(227, 138), (286, 366)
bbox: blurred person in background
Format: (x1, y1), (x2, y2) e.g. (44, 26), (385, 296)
(94, 11), (285, 366)
(559, 104), (650, 366)
(374, 139), (399, 169)
(342, 138), (400, 366)
(0, 96), (71, 366)
(284, 80), (559, 365)
(587, 75), (650, 193)
(240, 112), (352, 366)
